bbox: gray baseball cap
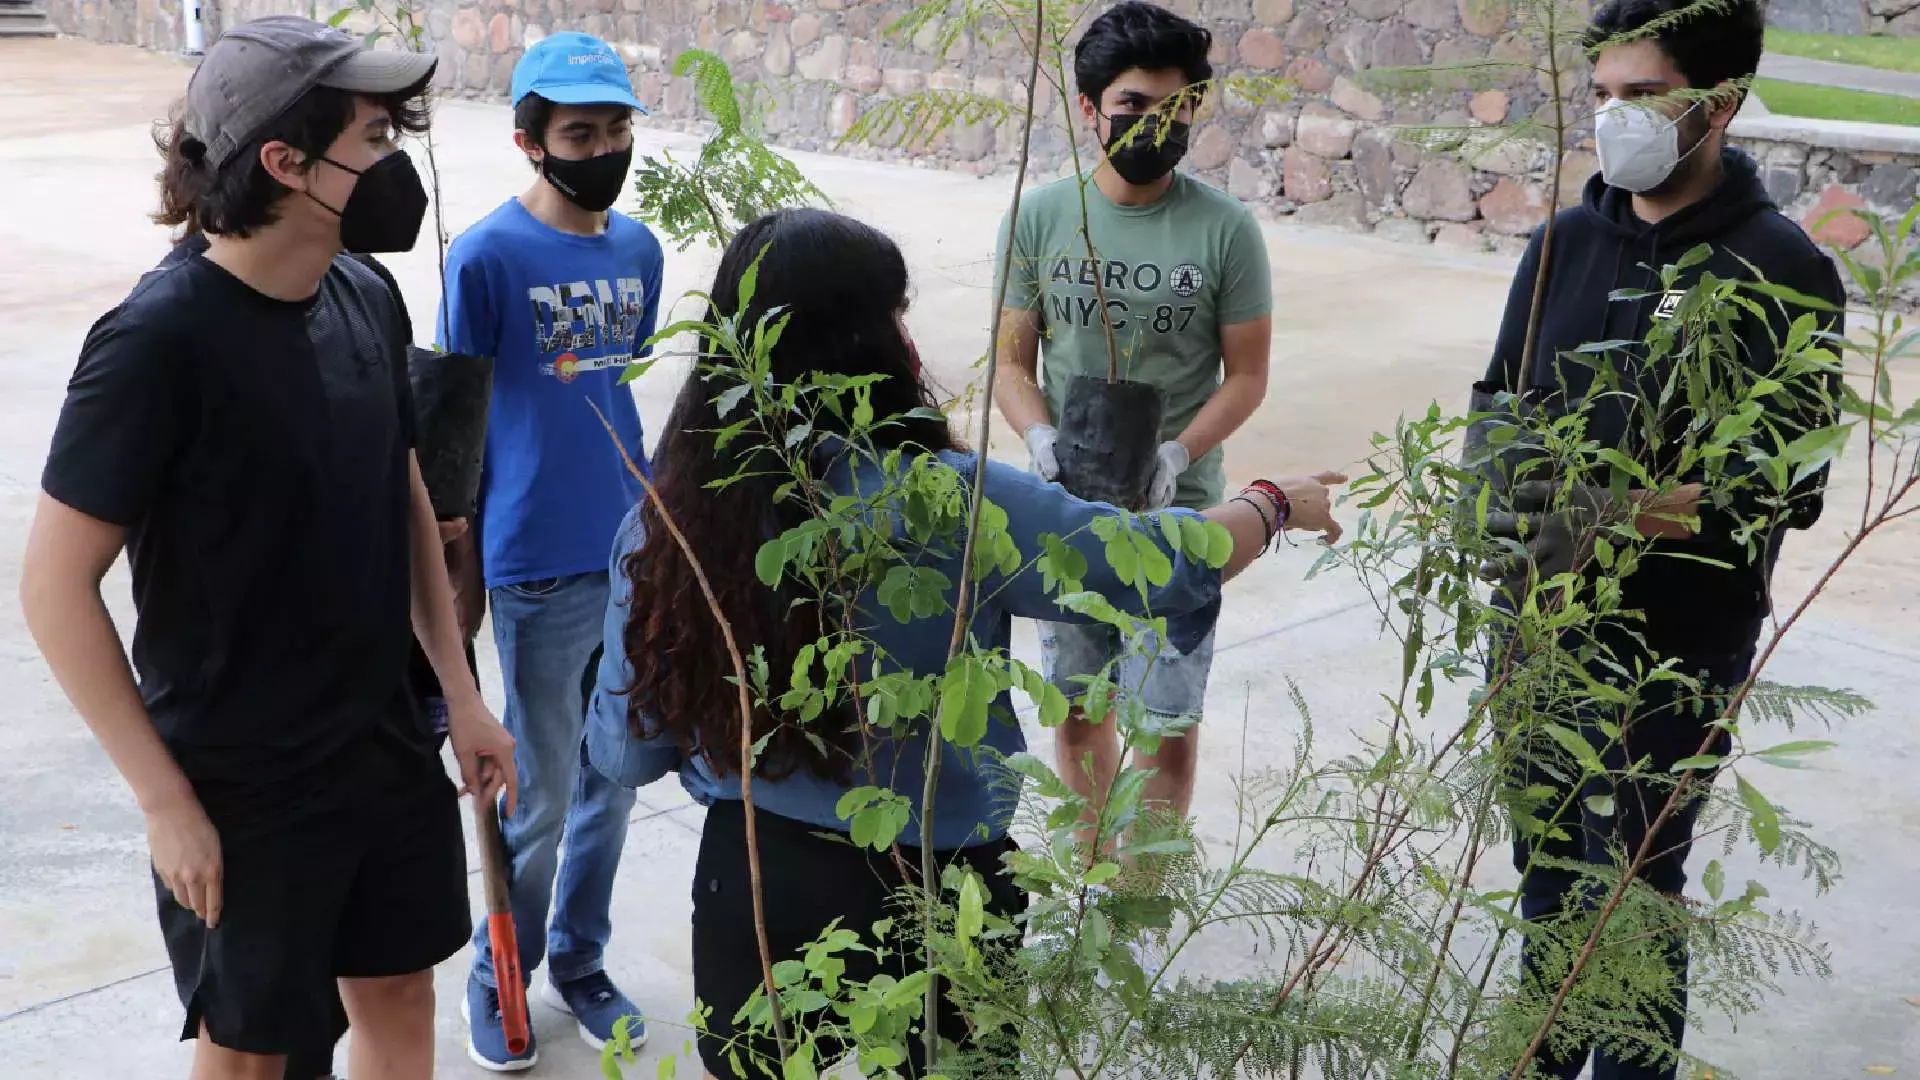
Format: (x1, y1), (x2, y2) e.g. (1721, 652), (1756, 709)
(185, 15), (438, 171)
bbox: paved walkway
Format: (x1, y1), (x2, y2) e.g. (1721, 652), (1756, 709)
(1760, 50), (1920, 99)
(2, 36), (1918, 1080)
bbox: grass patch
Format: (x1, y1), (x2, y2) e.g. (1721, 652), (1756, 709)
(1753, 77), (1920, 127)
(1766, 29), (1920, 74)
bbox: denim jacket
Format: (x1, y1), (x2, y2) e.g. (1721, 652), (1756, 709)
(584, 447), (1223, 850)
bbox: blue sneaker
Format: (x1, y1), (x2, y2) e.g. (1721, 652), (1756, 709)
(461, 974), (538, 1073)
(541, 971), (644, 1051)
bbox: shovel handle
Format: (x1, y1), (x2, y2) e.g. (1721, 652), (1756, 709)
(473, 797), (531, 1056)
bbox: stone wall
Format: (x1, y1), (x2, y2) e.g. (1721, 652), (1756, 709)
(44, 0), (1920, 263)
(51, 0), (200, 48)
(1734, 113), (1920, 284)
(1767, 0), (1920, 35)
(402, 0), (1596, 256)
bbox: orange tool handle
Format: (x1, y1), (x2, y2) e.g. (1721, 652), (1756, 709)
(474, 798), (531, 1056)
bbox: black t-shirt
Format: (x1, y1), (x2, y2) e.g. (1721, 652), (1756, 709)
(156, 235), (459, 720)
(43, 246), (434, 822)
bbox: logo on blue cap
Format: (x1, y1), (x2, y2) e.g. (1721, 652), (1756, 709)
(511, 32), (647, 113)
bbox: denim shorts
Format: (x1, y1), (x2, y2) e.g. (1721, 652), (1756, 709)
(1039, 619), (1216, 719)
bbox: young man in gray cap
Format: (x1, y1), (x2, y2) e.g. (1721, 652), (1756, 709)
(21, 16), (517, 1079)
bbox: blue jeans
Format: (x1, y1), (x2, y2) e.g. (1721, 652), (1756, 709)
(1040, 620), (1216, 719)
(470, 571), (636, 989)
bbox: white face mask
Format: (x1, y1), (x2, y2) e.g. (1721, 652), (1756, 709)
(1593, 98), (1704, 194)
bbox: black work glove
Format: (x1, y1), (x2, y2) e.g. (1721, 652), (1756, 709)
(1478, 481), (1616, 599)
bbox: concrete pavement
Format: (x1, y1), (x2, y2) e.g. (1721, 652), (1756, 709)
(1760, 51), (1920, 101)
(0, 36), (1916, 1079)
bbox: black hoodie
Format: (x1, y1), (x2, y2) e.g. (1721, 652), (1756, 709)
(1481, 148), (1846, 660)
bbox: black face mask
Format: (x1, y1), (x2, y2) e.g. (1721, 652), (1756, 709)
(1104, 113), (1190, 187)
(541, 146), (634, 213)
(309, 151), (428, 254)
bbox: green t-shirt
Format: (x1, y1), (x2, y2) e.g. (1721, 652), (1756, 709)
(996, 171), (1273, 508)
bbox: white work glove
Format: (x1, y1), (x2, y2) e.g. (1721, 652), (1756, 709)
(1025, 423), (1061, 481)
(1146, 440), (1190, 510)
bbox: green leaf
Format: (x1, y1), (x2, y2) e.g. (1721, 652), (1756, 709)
(1672, 242), (1713, 274)
(1039, 534), (1088, 594)
(1078, 907), (1112, 964)
(938, 655), (993, 747)
(715, 381), (752, 419)
(835, 786), (877, 821)
(1741, 276), (1841, 314)
(1737, 773), (1781, 854)
(1036, 682), (1070, 728)
(1777, 423), (1850, 482)
(1544, 723), (1605, 775)
(616, 357), (661, 385)
(1752, 739), (1837, 768)
(1703, 858), (1725, 902)
(1177, 516), (1209, 561)
(1104, 530), (1142, 586)
(1084, 861), (1121, 886)
(1584, 794), (1615, 817)
(781, 1047), (818, 1080)
(1669, 754), (1724, 772)
(1158, 511), (1184, 552)
(1056, 590), (1127, 629)
(754, 538), (787, 587)
(327, 7), (354, 27)
(877, 565), (916, 623)
(1203, 520), (1234, 568)
(1106, 895), (1175, 929)
(1134, 533), (1174, 587)
(957, 873), (985, 942)
(1595, 448), (1654, 488)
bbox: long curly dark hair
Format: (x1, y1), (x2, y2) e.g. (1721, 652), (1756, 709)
(622, 208), (959, 781)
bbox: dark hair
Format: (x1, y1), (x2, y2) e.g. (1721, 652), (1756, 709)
(1074, 1), (1214, 104)
(513, 92), (555, 167)
(154, 81), (431, 238)
(513, 93), (634, 171)
(621, 208), (958, 782)
(1585, 0), (1764, 90)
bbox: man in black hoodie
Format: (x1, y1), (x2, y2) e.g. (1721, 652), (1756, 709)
(1479, 2), (1845, 1078)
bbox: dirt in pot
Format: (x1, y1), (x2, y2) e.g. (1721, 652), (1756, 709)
(1056, 374), (1166, 511)
(407, 347), (495, 521)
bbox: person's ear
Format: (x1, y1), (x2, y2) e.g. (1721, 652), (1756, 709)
(1080, 93), (1104, 134)
(258, 140), (313, 192)
(512, 129), (544, 165)
(1706, 80), (1741, 131)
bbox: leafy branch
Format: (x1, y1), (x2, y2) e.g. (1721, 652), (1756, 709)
(632, 49), (829, 251)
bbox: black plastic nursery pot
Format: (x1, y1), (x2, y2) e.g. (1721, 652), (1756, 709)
(407, 347), (495, 521)
(1056, 374), (1166, 511)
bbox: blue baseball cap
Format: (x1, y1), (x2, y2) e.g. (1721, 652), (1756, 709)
(510, 32), (646, 113)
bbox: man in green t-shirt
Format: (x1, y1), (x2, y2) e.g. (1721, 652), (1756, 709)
(993, 1), (1273, 821)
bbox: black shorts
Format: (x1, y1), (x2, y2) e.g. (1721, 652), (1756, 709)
(691, 800), (1027, 1079)
(158, 723), (471, 1056)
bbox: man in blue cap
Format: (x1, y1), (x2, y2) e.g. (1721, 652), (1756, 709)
(440, 30), (662, 1071)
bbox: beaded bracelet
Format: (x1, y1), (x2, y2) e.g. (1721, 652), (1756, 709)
(1246, 479), (1292, 529)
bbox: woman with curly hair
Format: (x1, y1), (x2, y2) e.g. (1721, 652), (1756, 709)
(585, 207), (1340, 1079)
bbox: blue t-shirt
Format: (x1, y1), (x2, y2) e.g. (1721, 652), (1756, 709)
(583, 449), (1224, 850)
(438, 199), (663, 588)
